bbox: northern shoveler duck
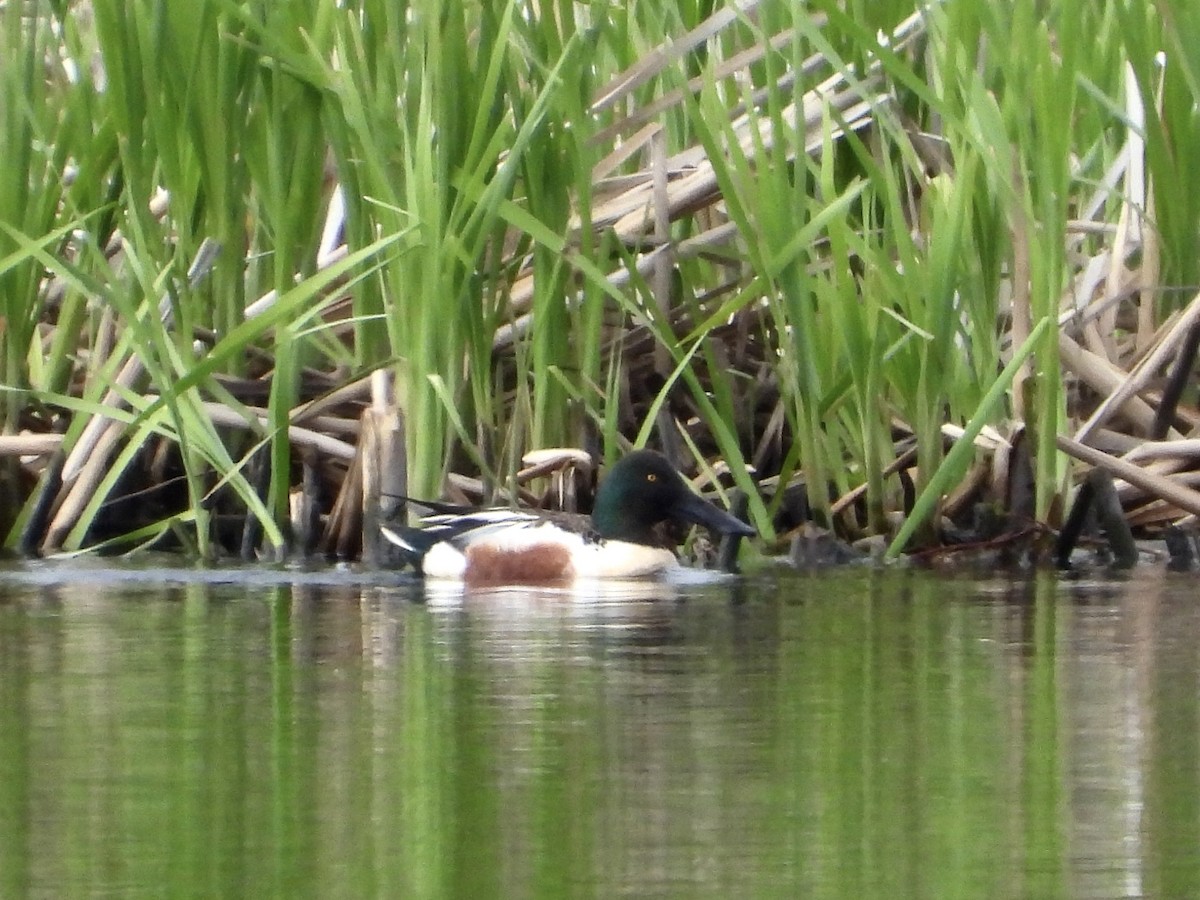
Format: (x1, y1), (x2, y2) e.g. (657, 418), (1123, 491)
(381, 449), (755, 587)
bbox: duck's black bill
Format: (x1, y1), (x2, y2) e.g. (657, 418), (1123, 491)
(675, 492), (756, 537)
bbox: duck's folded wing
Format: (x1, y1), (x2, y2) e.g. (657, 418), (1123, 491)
(380, 509), (545, 567)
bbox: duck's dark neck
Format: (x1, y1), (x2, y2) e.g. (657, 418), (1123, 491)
(591, 500), (657, 546)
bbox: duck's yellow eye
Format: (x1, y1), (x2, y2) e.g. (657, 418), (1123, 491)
(646, 473), (658, 483)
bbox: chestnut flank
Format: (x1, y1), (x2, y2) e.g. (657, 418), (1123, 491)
(464, 543), (574, 587)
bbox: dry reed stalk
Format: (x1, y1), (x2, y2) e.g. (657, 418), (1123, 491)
(0, 435), (63, 456)
(1057, 434), (1200, 519)
(60, 238), (222, 484)
(192, 402), (357, 461)
(1074, 290), (1200, 443)
(589, 1), (766, 115)
(1058, 333), (1161, 434)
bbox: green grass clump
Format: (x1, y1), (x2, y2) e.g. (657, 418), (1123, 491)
(0, 1), (1196, 561)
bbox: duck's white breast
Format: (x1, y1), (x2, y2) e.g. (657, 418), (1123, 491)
(567, 538), (677, 579)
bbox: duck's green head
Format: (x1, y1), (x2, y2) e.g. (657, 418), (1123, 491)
(590, 449), (756, 545)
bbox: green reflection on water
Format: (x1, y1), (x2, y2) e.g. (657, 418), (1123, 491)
(0, 569), (1196, 898)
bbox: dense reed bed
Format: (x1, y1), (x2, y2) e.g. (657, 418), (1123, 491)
(2, 0), (1199, 564)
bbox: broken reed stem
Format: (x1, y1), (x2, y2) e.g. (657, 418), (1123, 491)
(359, 372), (406, 567)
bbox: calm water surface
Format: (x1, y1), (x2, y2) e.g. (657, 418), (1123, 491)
(0, 561), (1197, 899)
